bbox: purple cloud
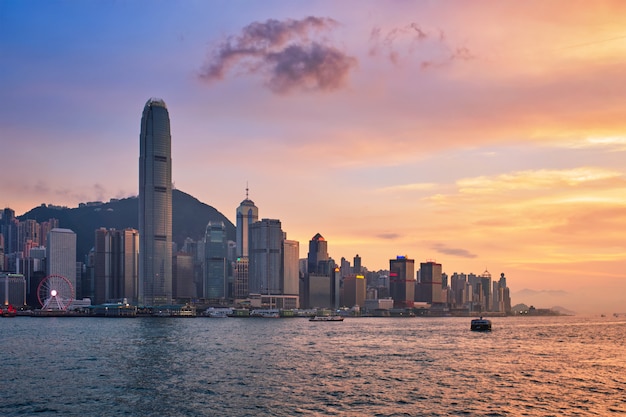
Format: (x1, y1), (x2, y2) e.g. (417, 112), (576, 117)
(199, 17), (356, 93)
(432, 243), (477, 258)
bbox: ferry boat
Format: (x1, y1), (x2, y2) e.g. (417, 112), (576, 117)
(309, 315), (344, 322)
(470, 317), (492, 331)
(250, 309), (280, 318)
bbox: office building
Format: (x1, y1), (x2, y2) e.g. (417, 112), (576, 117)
(234, 190), (258, 298)
(139, 98), (173, 305)
(343, 274), (366, 309)
(389, 256), (415, 309)
(46, 228), (77, 297)
(416, 260), (444, 304)
(249, 219), (283, 295)
(0, 273), (26, 307)
(203, 221), (228, 299)
(93, 228), (139, 304)
(173, 252), (195, 300)
(283, 239), (300, 298)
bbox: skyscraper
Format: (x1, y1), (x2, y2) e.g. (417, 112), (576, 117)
(234, 188), (258, 298)
(139, 98), (172, 305)
(93, 228), (139, 304)
(46, 228), (77, 297)
(416, 260), (444, 304)
(249, 219), (283, 294)
(203, 221), (228, 299)
(389, 256), (415, 309)
(236, 187), (258, 258)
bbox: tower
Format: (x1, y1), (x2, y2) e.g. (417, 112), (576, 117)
(236, 186), (258, 258)
(417, 260), (444, 304)
(248, 219), (283, 295)
(389, 256), (415, 309)
(138, 98), (172, 306)
(203, 221), (228, 299)
(46, 228), (77, 297)
(234, 187), (258, 298)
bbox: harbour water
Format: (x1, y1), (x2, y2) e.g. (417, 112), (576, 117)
(2, 315), (625, 416)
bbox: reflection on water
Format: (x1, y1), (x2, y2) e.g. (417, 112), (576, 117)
(2, 316), (625, 416)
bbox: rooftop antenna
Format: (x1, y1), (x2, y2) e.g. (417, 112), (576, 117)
(245, 181), (249, 199)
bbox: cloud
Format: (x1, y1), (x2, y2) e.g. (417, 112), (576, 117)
(377, 232), (401, 240)
(377, 182), (437, 193)
(431, 243), (477, 258)
(369, 22), (474, 68)
(199, 17), (357, 93)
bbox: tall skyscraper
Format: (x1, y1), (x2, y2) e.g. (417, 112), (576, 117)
(236, 187), (259, 258)
(46, 228), (77, 297)
(139, 98), (173, 305)
(234, 188), (258, 298)
(416, 260), (444, 304)
(389, 256), (415, 309)
(93, 228), (139, 304)
(203, 221), (228, 299)
(249, 219), (283, 294)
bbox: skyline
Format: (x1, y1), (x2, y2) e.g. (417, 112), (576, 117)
(2, 1), (626, 314)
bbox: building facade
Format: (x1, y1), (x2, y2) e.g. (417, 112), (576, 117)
(203, 221), (228, 299)
(389, 256), (415, 309)
(138, 98), (173, 305)
(46, 228), (77, 297)
(249, 219), (283, 295)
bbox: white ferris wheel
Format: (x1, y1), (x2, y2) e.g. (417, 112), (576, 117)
(37, 275), (74, 311)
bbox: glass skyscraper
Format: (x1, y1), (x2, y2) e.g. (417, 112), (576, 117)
(139, 98), (172, 306)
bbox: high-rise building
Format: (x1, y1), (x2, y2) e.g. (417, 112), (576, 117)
(203, 221), (228, 299)
(234, 188), (258, 299)
(173, 252), (195, 301)
(307, 233), (329, 275)
(389, 256), (415, 309)
(416, 260), (444, 304)
(0, 273), (26, 307)
(249, 219), (283, 295)
(139, 98), (173, 305)
(236, 187), (258, 258)
(353, 254), (362, 275)
(93, 228), (139, 304)
(343, 274), (366, 309)
(46, 228), (77, 297)
(283, 239), (300, 297)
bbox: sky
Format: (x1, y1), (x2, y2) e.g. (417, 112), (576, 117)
(1, 0), (626, 314)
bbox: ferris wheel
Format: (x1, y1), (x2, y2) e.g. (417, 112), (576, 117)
(37, 275), (74, 311)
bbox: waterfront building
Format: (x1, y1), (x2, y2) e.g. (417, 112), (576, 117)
(203, 221), (228, 299)
(236, 187), (258, 258)
(283, 239), (300, 300)
(93, 228), (139, 304)
(139, 98), (173, 305)
(234, 189), (258, 298)
(173, 252), (195, 301)
(46, 228), (77, 297)
(343, 274), (366, 309)
(416, 260), (444, 304)
(0, 273), (26, 307)
(389, 256), (415, 309)
(249, 219), (283, 295)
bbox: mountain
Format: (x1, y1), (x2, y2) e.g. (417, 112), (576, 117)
(18, 189), (235, 261)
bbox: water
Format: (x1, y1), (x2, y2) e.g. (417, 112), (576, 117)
(2, 315), (625, 416)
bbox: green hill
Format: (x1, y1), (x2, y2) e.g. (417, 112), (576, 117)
(18, 189), (235, 261)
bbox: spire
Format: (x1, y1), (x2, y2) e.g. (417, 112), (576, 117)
(245, 181), (249, 200)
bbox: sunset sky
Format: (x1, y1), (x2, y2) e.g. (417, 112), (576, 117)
(2, 1), (625, 314)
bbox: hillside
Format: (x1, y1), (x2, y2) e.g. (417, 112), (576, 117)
(18, 189), (235, 261)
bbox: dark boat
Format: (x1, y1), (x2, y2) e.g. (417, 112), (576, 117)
(470, 317), (492, 331)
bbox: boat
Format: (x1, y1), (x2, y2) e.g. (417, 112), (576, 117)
(470, 317), (492, 331)
(250, 309), (280, 318)
(2, 304), (17, 317)
(309, 315), (344, 322)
